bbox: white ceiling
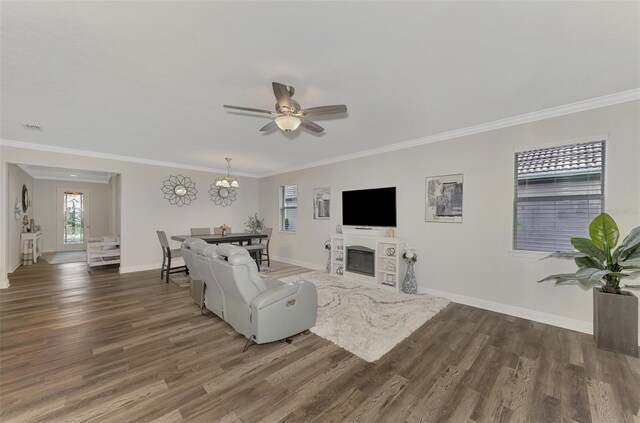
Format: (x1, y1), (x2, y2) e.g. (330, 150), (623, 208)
(17, 164), (115, 184)
(2, 1), (638, 175)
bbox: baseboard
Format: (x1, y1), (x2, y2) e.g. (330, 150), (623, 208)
(9, 262), (20, 273)
(271, 256), (325, 272)
(0, 277), (10, 289)
(421, 286), (593, 335)
(272, 256), (593, 334)
(119, 263), (161, 274)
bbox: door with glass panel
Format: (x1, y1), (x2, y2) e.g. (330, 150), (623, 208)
(56, 188), (92, 251)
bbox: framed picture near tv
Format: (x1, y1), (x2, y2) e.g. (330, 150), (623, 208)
(425, 174), (463, 223)
(313, 187), (331, 220)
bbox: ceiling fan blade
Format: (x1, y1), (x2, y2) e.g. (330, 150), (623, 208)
(300, 119), (324, 133)
(302, 105), (347, 116)
(223, 105), (274, 115)
(259, 121), (278, 132)
(272, 82), (292, 108)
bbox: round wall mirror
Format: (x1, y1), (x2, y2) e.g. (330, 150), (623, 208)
(22, 184), (29, 212)
(209, 185), (237, 207)
(161, 174), (198, 207)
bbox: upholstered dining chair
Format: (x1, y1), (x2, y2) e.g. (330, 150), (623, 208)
(243, 227), (272, 270)
(245, 228), (273, 269)
(156, 230), (187, 283)
(258, 227), (273, 267)
(191, 227), (211, 236)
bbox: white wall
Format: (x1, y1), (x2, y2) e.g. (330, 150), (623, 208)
(5, 164), (34, 272)
(259, 100), (640, 336)
(0, 147), (260, 283)
(33, 179), (112, 252)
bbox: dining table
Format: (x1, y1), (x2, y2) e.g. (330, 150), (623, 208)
(171, 232), (269, 270)
(171, 232), (267, 245)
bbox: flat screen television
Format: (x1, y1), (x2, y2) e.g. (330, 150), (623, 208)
(342, 187), (396, 227)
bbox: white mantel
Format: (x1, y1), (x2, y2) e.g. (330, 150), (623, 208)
(330, 230), (405, 291)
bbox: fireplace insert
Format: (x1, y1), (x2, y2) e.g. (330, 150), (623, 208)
(346, 245), (375, 276)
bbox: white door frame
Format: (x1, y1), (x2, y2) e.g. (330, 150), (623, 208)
(56, 187), (92, 251)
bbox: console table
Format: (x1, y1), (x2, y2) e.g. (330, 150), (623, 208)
(21, 231), (42, 265)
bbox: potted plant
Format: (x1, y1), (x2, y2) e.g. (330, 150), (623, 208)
(244, 213), (265, 234)
(540, 213), (640, 356)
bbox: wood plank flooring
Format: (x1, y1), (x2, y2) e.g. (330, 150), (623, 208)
(1, 260), (639, 422)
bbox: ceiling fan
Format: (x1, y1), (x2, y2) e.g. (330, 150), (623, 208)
(223, 82), (347, 133)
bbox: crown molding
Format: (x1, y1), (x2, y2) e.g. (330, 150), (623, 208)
(2, 89), (638, 179)
(0, 139), (261, 178)
(259, 89), (640, 177)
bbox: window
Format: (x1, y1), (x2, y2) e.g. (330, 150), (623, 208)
(280, 184), (298, 232)
(514, 140), (605, 252)
(63, 191), (85, 244)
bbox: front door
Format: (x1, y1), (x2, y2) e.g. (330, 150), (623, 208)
(56, 188), (92, 251)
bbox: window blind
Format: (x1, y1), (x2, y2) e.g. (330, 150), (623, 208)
(513, 140), (605, 252)
(280, 184), (298, 232)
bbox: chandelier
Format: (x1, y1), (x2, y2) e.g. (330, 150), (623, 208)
(215, 158), (239, 188)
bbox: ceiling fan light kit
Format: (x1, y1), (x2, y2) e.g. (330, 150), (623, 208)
(275, 115), (302, 132)
(223, 82), (347, 134)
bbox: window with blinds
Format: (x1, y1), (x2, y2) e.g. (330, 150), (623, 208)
(513, 140), (605, 252)
(280, 184), (298, 232)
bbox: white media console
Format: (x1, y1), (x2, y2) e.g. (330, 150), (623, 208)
(330, 228), (405, 291)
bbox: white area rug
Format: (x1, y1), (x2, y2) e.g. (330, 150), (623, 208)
(170, 275), (191, 288)
(42, 251), (86, 264)
(281, 271), (450, 362)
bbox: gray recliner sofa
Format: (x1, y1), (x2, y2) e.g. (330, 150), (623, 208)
(182, 238), (207, 308)
(190, 241), (226, 319)
(195, 244), (317, 345)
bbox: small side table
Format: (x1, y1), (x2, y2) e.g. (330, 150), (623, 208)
(21, 231), (42, 265)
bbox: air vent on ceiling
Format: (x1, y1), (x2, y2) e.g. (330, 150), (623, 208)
(22, 123), (43, 131)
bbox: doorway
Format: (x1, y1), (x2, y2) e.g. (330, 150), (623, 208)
(56, 187), (92, 252)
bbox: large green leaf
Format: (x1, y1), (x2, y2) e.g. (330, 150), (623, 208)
(613, 226), (640, 261)
(541, 251), (588, 260)
(589, 213), (619, 249)
(575, 267), (610, 288)
(575, 256), (604, 270)
(571, 238), (606, 262)
(618, 245), (640, 268)
(538, 273), (577, 283)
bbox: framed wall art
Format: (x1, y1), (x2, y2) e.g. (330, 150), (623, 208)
(425, 174), (463, 223)
(313, 187), (331, 220)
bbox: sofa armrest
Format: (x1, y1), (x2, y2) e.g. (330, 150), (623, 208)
(249, 280), (317, 344)
(263, 277), (286, 290)
(251, 283), (299, 310)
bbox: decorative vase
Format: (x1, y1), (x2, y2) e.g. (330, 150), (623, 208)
(402, 261), (417, 294)
(593, 288), (638, 357)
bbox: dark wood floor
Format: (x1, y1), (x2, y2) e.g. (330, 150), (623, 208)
(1, 261), (639, 422)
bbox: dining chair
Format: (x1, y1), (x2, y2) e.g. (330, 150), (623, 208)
(243, 227), (272, 270)
(191, 227), (211, 235)
(258, 227), (273, 267)
(156, 230), (187, 283)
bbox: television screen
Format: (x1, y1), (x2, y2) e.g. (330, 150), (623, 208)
(342, 187), (397, 227)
